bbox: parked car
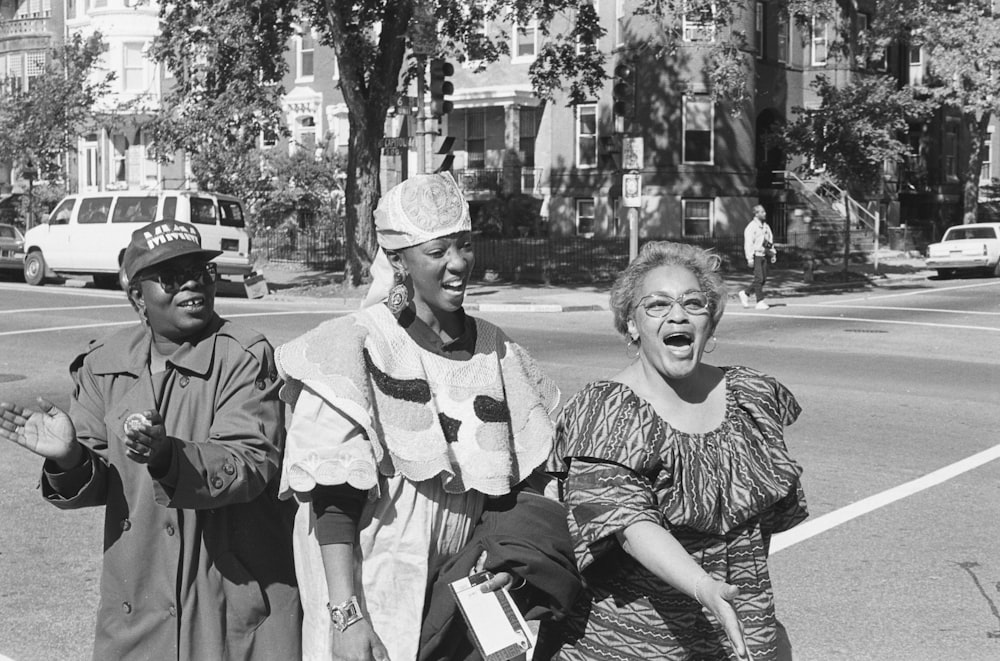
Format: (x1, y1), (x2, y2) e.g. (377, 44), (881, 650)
(0, 223), (25, 275)
(925, 222), (1000, 278)
(21, 189), (253, 287)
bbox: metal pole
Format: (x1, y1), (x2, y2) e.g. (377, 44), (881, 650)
(416, 56), (427, 175)
(873, 208), (880, 274)
(628, 207), (638, 262)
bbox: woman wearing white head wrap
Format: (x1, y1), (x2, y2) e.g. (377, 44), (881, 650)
(275, 173), (565, 661)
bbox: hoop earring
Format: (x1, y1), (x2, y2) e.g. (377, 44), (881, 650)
(625, 336), (640, 359)
(386, 270), (409, 315)
(703, 336), (718, 354)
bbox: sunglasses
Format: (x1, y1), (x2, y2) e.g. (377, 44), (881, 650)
(139, 262), (217, 294)
(638, 291), (712, 317)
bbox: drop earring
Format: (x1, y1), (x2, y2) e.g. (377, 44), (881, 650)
(625, 336), (640, 359)
(704, 336), (718, 354)
(386, 270), (409, 315)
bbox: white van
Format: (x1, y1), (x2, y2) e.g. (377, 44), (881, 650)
(22, 190), (254, 287)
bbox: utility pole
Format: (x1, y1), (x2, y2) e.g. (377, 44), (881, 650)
(409, 2), (437, 175)
(613, 60), (641, 262)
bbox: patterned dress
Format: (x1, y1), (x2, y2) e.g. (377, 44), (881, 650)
(548, 366), (807, 661)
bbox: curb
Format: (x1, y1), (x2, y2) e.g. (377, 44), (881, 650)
(466, 303), (606, 313)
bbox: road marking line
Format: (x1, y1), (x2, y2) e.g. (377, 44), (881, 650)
(829, 280), (1000, 304)
(0, 311), (340, 337)
(787, 304), (1000, 316)
(771, 443), (1000, 554)
(731, 311), (1000, 332)
(5, 304), (130, 314)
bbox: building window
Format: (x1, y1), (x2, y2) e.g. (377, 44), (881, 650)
(576, 198), (595, 236)
(520, 106), (543, 190)
(777, 11), (789, 63)
(91, 0), (107, 9)
(466, 109), (486, 169)
(6, 54), (24, 94)
(908, 46), (924, 85)
(262, 129), (278, 148)
(577, 0), (599, 55)
(682, 199), (713, 237)
(981, 126), (995, 182)
(576, 104), (598, 168)
(944, 120), (959, 180)
(683, 1), (715, 43)
(683, 96), (713, 164)
(123, 43), (145, 92)
(858, 13), (886, 70)
(615, 0), (625, 48)
(755, 2), (765, 57)
(811, 18), (829, 66)
(294, 115), (317, 153)
(513, 21), (538, 62)
(25, 51), (45, 90)
(297, 30), (315, 80)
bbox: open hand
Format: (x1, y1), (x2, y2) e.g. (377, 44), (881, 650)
(0, 398), (81, 469)
(123, 409), (171, 472)
(696, 576), (749, 659)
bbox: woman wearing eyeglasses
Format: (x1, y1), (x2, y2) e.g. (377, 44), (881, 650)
(548, 241), (808, 661)
(0, 220), (301, 660)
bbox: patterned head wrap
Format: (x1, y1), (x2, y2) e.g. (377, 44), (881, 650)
(373, 172), (471, 250)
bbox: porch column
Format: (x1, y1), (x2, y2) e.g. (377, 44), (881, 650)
(503, 103), (521, 194)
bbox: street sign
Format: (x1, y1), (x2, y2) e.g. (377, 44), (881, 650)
(622, 137), (643, 170)
(623, 173), (642, 207)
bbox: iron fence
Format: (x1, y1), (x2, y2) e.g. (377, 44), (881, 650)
(252, 229), (875, 283)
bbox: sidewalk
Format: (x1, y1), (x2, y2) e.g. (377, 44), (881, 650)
(257, 250), (934, 312)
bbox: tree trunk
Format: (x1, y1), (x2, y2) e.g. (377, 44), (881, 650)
(343, 113), (384, 286)
(962, 111), (993, 224)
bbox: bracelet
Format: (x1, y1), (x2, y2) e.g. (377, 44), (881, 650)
(694, 574), (714, 606)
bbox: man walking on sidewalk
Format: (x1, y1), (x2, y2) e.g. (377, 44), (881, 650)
(738, 204), (777, 310)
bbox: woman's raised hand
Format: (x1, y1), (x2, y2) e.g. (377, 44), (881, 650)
(0, 398), (81, 469)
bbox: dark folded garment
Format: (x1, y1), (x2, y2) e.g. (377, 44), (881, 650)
(418, 489), (581, 661)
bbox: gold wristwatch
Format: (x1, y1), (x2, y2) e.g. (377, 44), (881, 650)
(327, 596), (365, 633)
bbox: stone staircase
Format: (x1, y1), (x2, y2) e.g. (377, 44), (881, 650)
(775, 171), (878, 258)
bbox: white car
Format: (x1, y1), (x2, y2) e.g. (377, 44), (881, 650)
(925, 222), (1000, 278)
(22, 189), (253, 288)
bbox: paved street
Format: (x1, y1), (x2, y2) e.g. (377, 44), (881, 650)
(1, 276), (998, 660)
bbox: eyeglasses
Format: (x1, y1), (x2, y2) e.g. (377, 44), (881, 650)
(638, 291), (712, 317)
(140, 263), (217, 294)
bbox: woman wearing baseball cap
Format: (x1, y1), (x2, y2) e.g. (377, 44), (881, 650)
(0, 220), (301, 660)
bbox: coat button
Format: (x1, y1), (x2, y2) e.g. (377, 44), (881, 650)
(122, 602), (132, 614)
(168, 606), (177, 617)
(165, 524), (175, 536)
(212, 477), (224, 489)
(121, 518), (131, 531)
(223, 463), (235, 475)
(179, 375), (190, 387)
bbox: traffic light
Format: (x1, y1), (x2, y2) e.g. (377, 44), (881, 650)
(429, 58), (454, 118)
(612, 62), (635, 124)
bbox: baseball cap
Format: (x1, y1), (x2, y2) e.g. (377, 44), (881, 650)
(122, 220), (223, 282)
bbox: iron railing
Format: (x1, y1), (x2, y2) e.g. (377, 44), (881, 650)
(253, 229), (878, 283)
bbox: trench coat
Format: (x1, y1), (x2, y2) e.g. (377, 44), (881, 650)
(41, 316), (301, 661)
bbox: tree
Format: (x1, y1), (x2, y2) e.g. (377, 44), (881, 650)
(776, 75), (932, 196)
(296, 0), (608, 284)
(0, 32), (115, 183)
(147, 1), (296, 196)
(869, 0), (1000, 223)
